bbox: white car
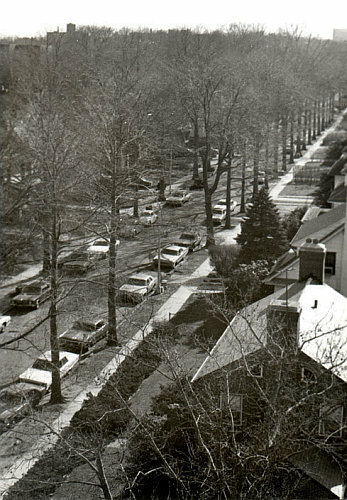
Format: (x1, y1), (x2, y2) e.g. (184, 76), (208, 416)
(165, 190), (192, 206)
(139, 210), (158, 226)
(0, 315), (11, 333)
(19, 350), (79, 390)
(153, 245), (189, 269)
(119, 273), (158, 303)
(212, 206), (227, 224)
(59, 318), (107, 353)
(214, 199), (237, 212)
(87, 238), (115, 259)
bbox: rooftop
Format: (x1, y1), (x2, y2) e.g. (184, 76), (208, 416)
(193, 281), (347, 382)
(291, 204), (345, 247)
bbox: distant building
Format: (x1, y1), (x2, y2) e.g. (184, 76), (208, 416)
(333, 29), (347, 42)
(46, 23), (76, 46)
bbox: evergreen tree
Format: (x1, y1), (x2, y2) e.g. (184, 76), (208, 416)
(236, 187), (288, 263)
(313, 172), (334, 208)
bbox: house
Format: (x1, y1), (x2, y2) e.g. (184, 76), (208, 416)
(192, 241), (347, 498)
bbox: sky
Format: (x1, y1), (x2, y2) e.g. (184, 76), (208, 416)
(1, 0), (347, 40)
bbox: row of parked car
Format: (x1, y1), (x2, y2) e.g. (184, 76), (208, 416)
(0, 316), (109, 427)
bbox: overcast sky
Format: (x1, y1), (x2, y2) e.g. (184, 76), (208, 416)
(1, 0), (347, 40)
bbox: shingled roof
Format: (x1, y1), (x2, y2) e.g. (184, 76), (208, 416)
(328, 183), (347, 203)
(328, 154), (347, 176)
(291, 204), (345, 246)
(192, 281), (347, 382)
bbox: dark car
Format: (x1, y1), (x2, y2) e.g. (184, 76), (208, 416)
(59, 318), (107, 353)
(62, 251), (95, 274)
(189, 178), (204, 190)
(0, 383), (44, 427)
(11, 280), (51, 309)
(173, 232), (202, 252)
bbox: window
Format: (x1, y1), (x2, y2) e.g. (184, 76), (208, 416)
(325, 252), (336, 275)
(319, 404), (343, 438)
(247, 363), (263, 378)
(301, 367), (317, 383)
(219, 394), (243, 426)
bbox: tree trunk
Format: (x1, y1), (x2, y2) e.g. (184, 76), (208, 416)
(281, 115), (287, 172)
(273, 115), (279, 177)
(317, 100), (321, 136)
(107, 156), (118, 346)
(307, 108), (312, 145)
(312, 101), (317, 140)
(264, 130), (269, 189)
(42, 229), (51, 276)
(240, 141), (247, 212)
(50, 209), (63, 404)
(225, 157), (232, 229)
(289, 110), (294, 164)
(252, 134), (260, 198)
(192, 121), (199, 180)
(95, 451), (113, 500)
(302, 104), (307, 150)
(133, 184), (139, 218)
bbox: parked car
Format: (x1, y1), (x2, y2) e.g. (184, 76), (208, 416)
(214, 198), (237, 211)
(0, 314), (11, 333)
(139, 209), (158, 226)
(87, 238), (115, 260)
(189, 178), (204, 190)
(119, 273), (158, 303)
(62, 251), (96, 274)
(11, 281), (50, 309)
(19, 350), (79, 390)
(129, 176), (153, 189)
(0, 382), (44, 426)
(165, 190), (192, 206)
(59, 318), (107, 353)
(173, 232), (202, 252)
(153, 245), (189, 269)
(212, 206), (227, 224)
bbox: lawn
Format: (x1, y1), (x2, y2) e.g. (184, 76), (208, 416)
(278, 182), (317, 197)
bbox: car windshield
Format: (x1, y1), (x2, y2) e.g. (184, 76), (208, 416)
(72, 320), (98, 331)
(128, 277), (147, 286)
(172, 191), (184, 197)
(142, 211), (152, 216)
(93, 240), (108, 246)
(22, 285), (42, 293)
(71, 253), (88, 260)
(213, 208), (224, 215)
(218, 200), (227, 205)
(33, 357), (67, 370)
(180, 233), (194, 240)
(163, 248), (179, 255)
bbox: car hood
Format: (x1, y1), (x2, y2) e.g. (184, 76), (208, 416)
(19, 368), (51, 387)
(12, 293), (38, 302)
(174, 239), (193, 246)
(87, 246), (108, 253)
(119, 284), (147, 294)
(61, 329), (96, 342)
(154, 253), (177, 262)
(64, 260), (90, 267)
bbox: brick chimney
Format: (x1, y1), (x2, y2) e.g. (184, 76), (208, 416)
(299, 238), (326, 284)
(267, 300), (301, 353)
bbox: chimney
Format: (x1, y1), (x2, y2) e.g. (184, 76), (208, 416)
(66, 23), (76, 34)
(267, 300), (301, 353)
(299, 238), (326, 284)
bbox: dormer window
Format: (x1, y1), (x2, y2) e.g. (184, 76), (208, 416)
(319, 404), (343, 438)
(247, 363), (263, 378)
(301, 367), (317, 383)
(325, 252), (336, 275)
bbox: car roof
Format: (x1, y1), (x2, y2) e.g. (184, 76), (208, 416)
(164, 245), (183, 251)
(129, 272), (153, 279)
